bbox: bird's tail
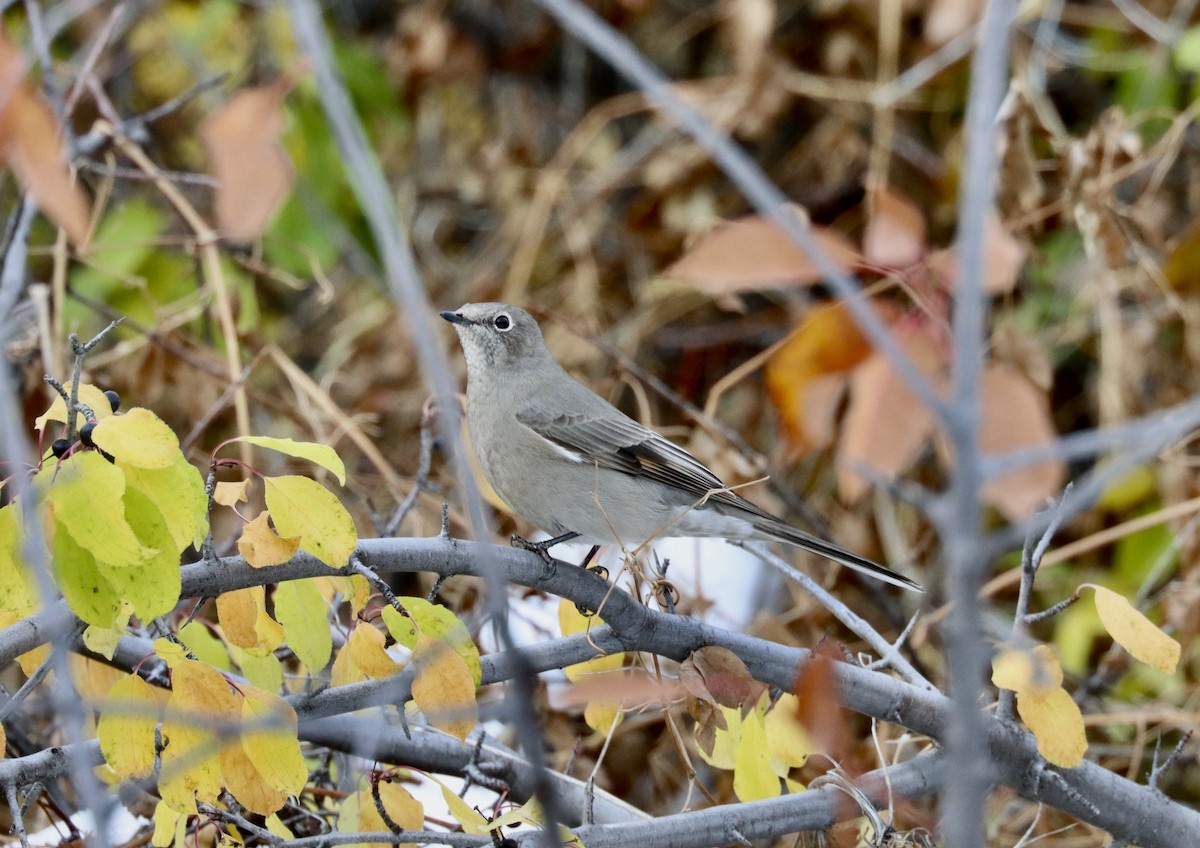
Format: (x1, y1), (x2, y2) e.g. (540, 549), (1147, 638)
(750, 515), (923, 593)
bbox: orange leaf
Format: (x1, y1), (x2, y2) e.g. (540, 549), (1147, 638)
(836, 328), (944, 502)
(668, 209), (860, 294)
(863, 184), (926, 269)
(0, 34), (90, 248)
(765, 301), (886, 452)
(201, 79), (294, 241)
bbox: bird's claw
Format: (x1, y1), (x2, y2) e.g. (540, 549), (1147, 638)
(510, 533), (556, 565)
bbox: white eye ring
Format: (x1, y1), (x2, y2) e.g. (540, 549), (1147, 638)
(493, 313), (513, 332)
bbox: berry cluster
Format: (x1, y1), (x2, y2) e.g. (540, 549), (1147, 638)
(50, 390), (120, 460)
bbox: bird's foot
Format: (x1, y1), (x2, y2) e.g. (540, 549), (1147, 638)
(510, 531), (580, 565)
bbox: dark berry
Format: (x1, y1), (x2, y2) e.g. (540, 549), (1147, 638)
(79, 422), (98, 448)
(51, 439), (70, 459)
(104, 390), (120, 413)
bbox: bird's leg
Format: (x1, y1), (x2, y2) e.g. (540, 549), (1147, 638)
(510, 531), (580, 564)
(580, 545), (607, 580)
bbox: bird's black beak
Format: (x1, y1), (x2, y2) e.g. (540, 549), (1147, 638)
(440, 311), (473, 326)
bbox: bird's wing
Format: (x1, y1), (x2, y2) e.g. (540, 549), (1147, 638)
(515, 406), (731, 501)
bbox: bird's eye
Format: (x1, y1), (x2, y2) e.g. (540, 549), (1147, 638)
(493, 314), (512, 331)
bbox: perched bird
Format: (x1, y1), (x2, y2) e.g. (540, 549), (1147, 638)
(441, 303), (921, 592)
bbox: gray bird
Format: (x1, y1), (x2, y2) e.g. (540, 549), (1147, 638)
(442, 303), (922, 592)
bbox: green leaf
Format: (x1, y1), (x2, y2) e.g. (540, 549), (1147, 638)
(231, 437), (346, 485)
(273, 578), (332, 673)
(178, 621), (233, 671)
(94, 487), (182, 623)
(382, 597), (481, 686)
(1175, 26), (1200, 72)
(121, 452), (209, 552)
(53, 519), (125, 627)
(231, 647), (285, 692)
(46, 452), (153, 568)
(263, 475), (356, 567)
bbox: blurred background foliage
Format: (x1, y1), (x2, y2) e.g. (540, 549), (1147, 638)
(5, 0), (1200, 837)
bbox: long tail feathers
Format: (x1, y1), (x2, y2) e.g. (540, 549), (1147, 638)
(753, 516), (923, 593)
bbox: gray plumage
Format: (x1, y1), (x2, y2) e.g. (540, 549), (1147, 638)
(442, 303), (922, 592)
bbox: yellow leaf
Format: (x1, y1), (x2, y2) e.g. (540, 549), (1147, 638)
(1016, 687), (1087, 768)
(694, 705), (740, 770)
(217, 586), (285, 656)
(34, 382), (113, 431)
(557, 599), (624, 682)
(238, 511), (300, 568)
(229, 436), (346, 485)
(274, 578), (332, 673)
(214, 479), (251, 507)
(432, 777), (491, 835)
(223, 685), (306, 815)
(382, 598), (481, 686)
(764, 693), (812, 775)
(991, 644), (1062, 696)
(265, 814), (294, 840)
(339, 778), (424, 848)
(0, 503), (36, 615)
(1092, 586), (1181, 674)
(584, 700), (622, 735)
(160, 658), (239, 811)
(733, 700), (779, 801)
(91, 408), (180, 469)
(263, 475), (356, 567)
(82, 625), (124, 660)
(411, 635), (478, 742)
(120, 453), (208, 552)
(45, 452), (153, 567)
(151, 801), (182, 848)
(98, 674), (163, 778)
(330, 624), (400, 686)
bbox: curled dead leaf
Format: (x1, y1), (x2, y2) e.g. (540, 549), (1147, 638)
(836, 327), (944, 502)
(668, 209), (860, 295)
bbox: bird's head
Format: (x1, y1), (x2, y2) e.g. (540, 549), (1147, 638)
(441, 303), (550, 374)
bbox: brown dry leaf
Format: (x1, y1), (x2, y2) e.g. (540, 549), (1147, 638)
(679, 646), (764, 709)
(667, 209), (860, 294)
(863, 184), (926, 269)
(201, 79), (294, 241)
(976, 363), (1064, 521)
(792, 643), (850, 763)
(0, 33), (90, 248)
(836, 327), (944, 502)
(926, 211), (1026, 295)
(765, 301), (890, 452)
